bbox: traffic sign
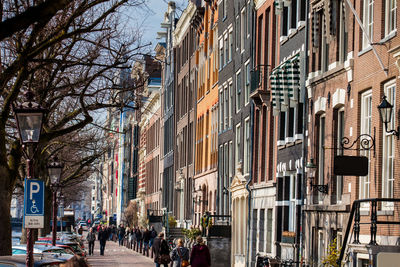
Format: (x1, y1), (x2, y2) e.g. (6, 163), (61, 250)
(24, 179), (44, 228)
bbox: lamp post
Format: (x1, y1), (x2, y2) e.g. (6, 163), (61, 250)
(378, 95), (399, 139)
(59, 194), (65, 234)
(48, 158), (63, 246)
(13, 90), (47, 267)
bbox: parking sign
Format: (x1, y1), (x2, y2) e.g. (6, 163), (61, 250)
(24, 179), (44, 228)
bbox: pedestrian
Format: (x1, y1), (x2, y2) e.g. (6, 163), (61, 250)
(118, 223), (125, 246)
(135, 227), (143, 252)
(132, 227), (138, 250)
(170, 239), (189, 267)
(99, 225), (108, 256)
(86, 227), (96, 256)
(78, 225), (83, 235)
(152, 232), (170, 267)
(143, 228), (151, 257)
(190, 236), (211, 267)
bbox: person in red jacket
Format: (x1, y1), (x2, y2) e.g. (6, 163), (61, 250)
(190, 236), (211, 267)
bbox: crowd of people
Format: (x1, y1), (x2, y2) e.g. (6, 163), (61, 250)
(85, 223), (211, 267)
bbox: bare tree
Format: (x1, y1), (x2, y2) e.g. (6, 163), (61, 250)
(0, 0), (150, 255)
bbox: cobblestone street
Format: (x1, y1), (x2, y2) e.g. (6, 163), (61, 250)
(87, 240), (154, 267)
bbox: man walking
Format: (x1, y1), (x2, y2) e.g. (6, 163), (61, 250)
(118, 224), (125, 246)
(86, 227), (96, 256)
(99, 225), (108, 256)
(142, 228), (151, 257)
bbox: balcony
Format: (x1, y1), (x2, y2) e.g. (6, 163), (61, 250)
(250, 65), (270, 106)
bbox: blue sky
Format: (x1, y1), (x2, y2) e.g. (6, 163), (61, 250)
(123, 0), (187, 53)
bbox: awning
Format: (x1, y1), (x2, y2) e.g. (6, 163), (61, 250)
(271, 54), (301, 115)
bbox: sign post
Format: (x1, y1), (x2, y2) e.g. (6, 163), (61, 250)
(24, 179), (45, 229)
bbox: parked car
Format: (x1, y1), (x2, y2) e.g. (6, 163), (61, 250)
(0, 255), (64, 266)
(12, 245), (74, 262)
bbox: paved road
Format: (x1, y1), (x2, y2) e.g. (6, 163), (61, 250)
(87, 239), (154, 267)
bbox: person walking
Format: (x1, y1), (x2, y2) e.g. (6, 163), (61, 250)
(152, 232), (170, 267)
(86, 227), (96, 256)
(149, 226), (157, 258)
(135, 227), (143, 253)
(143, 228), (151, 257)
(190, 236), (211, 267)
(118, 224), (125, 246)
(99, 225), (108, 256)
(170, 239), (189, 267)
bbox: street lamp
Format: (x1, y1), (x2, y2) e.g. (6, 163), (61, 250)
(48, 157), (63, 246)
(13, 90), (47, 267)
(378, 95), (399, 139)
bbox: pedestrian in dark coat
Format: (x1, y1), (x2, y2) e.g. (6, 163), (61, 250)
(98, 225), (108, 255)
(143, 228), (151, 257)
(152, 232), (170, 267)
(190, 236), (211, 267)
(86, 227), (96, 256)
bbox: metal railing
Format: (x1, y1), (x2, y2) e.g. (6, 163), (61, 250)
(338, 198), (400, 266)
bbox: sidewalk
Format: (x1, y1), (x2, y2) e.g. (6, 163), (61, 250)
(87, 239), (154, 267)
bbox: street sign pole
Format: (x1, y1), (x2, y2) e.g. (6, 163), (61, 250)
(26, 159), (33, 267)
(23, 166), (45, 267)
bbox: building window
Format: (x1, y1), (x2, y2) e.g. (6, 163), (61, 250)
(229, 81), (233, 127)
(236, 15), (240, 50)
(241, 7), (246, 52)
(383, 81), (395, 199)
(335, 108), (345, 203)
(362, 0), (374, 49)
(235, 123), (241, 173)
(245, 61), (250, 105)
(219, 38), (224, 69)
(229, 28), (233, 61)
(236, 70), (241, 112)
(360, 90), (372, 199)
(259, 209), (265, 253)
(224, 35), (229, 65)
(224, 85), (229, 129)
(385, 0), (397, 36)
(318, 115), (326, 201)
(219, 90), (224, 131)
(222, 0), (227, 19)
(266, 208), (273, 253)
(244, 117), (250, 175)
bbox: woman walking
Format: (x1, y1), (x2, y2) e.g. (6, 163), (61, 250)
(170, 239), (189, 267)
(190, 236), (211, 267)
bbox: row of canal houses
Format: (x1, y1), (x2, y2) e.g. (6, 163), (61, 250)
(97, 0), (400, 266)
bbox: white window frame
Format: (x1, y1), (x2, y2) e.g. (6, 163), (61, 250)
(318, 114), (326, 203)
(336, 108), (345, 203)
(385, 0), (397, 36)
(224, 84), (229, 129)
(382, 81), (395, 208)
(245, 60), (251, 105)
(236, 69), (242, 113)
(289, 174), (296, 232)
(360, 90), (372, 201)
(224, 33), (229, 66)
(235, 123), (241, 174)
(362, 0), (374, 50)
(219, 37), (224, 70)
(228, 80), (233, 127)
(219, 89), (224, 131)
(228, 27), (233, 62)
(241, 7), (246, 53)
(244, 117), (250, 175)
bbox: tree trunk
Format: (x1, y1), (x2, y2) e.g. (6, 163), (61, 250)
(0, 187), (12, 255)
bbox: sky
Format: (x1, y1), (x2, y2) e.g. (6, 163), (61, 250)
(124, 0), (188, 53)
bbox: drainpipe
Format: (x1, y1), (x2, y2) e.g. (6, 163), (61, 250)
(299, 0), (310, 265)
(246, 2), (255, 267)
